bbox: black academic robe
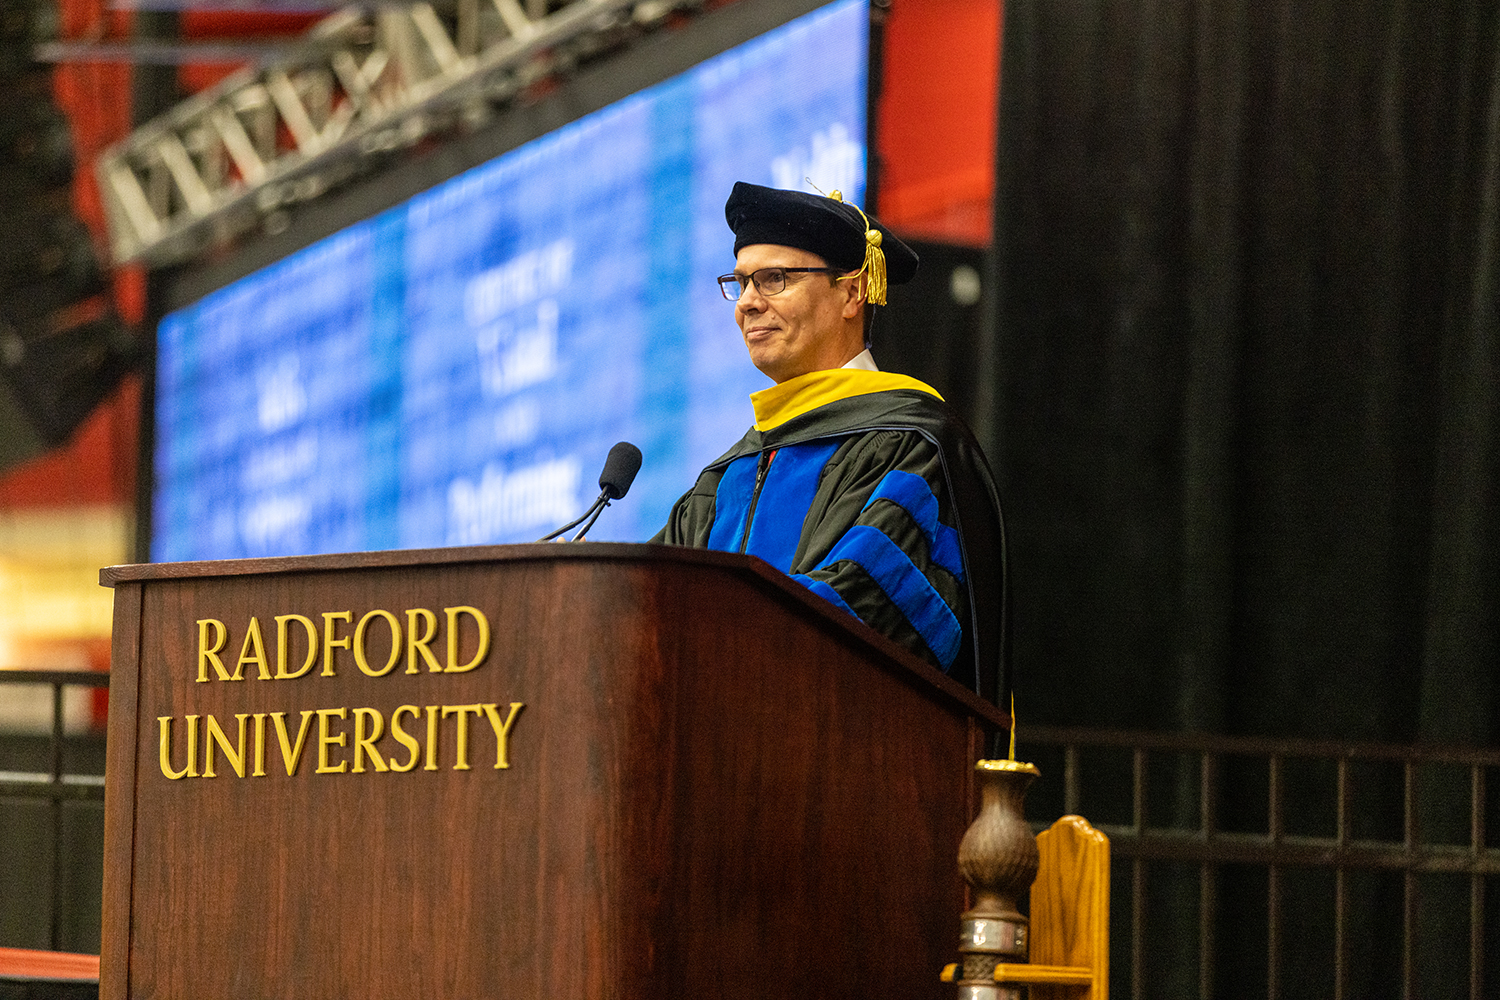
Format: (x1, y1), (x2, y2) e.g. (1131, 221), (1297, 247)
(655, 384), (1008, 704)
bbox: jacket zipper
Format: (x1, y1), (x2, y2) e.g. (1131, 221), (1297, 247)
(738, 449), (775, 554)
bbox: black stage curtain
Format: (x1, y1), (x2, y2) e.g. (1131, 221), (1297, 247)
(984, 2), (1499, 994)
(991, 0), (1498, 747)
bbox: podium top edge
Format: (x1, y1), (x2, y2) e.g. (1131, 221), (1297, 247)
(100, 542), (743, 587)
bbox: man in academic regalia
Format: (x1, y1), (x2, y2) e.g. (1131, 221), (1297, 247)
(654, 181), (1008, 704)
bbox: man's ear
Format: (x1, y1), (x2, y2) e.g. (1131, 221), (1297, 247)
(839, 272), (867, 319)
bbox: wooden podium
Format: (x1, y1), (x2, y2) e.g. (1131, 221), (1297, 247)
(100, 543), (1006, 999)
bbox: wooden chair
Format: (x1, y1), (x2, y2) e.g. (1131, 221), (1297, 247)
(943, 814), (1110, 999)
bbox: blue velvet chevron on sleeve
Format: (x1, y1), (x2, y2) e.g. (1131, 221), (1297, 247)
(861, 470), (966, 581)
(791, 466), (966, 669)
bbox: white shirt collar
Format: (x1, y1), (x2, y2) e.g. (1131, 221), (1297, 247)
(840, 349), (880, 372)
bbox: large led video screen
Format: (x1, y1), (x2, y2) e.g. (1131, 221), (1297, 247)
(152, 0), (868, 561)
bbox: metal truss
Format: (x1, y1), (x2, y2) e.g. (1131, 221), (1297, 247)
(96, 0), (699, 268)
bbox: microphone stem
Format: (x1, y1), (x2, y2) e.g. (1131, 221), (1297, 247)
(570, 497), (612, 541)
(537, 488), (608, 542)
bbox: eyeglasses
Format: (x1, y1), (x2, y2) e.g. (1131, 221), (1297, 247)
(716, 267), (840, 301)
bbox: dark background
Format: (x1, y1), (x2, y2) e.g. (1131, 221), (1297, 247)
(877, 2), (1499, 995)
(882, 0), (1500, 748)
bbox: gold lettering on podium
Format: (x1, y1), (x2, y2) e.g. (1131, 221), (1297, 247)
(168, 601), (520, 781)
(191, 606), (494, 681)
(155, 702), (526, 780)
(252, 713), (268, 776)
(316, 707), (349, 773)
(388, 705), (421, 772)
(275, 615), (318, 679)
(159, 715), (199, 779)
(406, 609), (441, 674)
(354, 610), (402, 677)
(272, 710), (315, 776)
(236, 617), (270, 681)
(352, 707), (389, 773)
(444, 606), (490, 673)
(321, 611), (353, 677)
(203, 713), (249, 778)
(441, 704), (483, 770)
(197, 620), (229, 683)
(483, 702), (525, 769)
(424, 705), (440, 771)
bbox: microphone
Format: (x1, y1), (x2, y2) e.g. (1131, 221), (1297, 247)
(598, 441), (643, 500)
(537, 442), (642, 542)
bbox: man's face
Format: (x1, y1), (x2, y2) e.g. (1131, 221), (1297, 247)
(732, 244), (864, 384)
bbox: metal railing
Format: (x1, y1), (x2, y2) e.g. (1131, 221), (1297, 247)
(1020, 725), (1500, 1000)
(0, 669), (109, 953)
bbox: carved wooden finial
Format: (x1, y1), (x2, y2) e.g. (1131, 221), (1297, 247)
(953, 759), (1041, 999)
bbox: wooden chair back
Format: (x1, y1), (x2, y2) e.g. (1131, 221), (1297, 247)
(1026, 814), (1111, 1000)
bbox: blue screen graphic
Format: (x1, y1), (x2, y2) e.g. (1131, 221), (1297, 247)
(153, 0), (868, 560)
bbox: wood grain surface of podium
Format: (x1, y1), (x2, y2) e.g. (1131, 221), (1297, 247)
(99, 543), (1005, 1000)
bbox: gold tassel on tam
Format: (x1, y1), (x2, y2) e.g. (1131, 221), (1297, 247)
(863, 228), (888, 306)
(828, 189), (889, 306)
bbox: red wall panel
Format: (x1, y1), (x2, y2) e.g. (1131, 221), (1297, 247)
(878, 0), (1002, 246)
